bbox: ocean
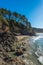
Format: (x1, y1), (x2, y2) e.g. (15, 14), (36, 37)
(32, 33), (43, 64)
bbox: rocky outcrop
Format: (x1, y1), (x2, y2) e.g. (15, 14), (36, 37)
(0, 52), (25, 65)
(0, 31), (16, 52)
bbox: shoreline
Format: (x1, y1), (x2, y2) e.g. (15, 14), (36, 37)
(0, 35), (42, 65)
(16, 35), (31, 41)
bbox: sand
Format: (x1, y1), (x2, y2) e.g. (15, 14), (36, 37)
(16, 36), (30, 41)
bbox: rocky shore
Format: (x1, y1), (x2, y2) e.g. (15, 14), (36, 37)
(0, 35), (42, 65)
(0, 35), (30, 65)
(0, 35), (32, 65)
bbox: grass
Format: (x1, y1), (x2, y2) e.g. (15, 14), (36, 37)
(7, 52), (16, 58)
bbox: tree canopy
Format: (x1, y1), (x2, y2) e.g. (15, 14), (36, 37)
(0, 8), (35, 35)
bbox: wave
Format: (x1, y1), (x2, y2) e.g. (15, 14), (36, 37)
(32, 36), (43, 42)
(32, 33), (43, 64)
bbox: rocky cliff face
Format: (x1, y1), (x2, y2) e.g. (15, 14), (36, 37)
(0, 18), (26, 65)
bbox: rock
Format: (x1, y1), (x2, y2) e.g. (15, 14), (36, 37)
(0, 31), (16, 52)
(0, 58), (6, 65)
(15, 48), (23, 56)
(23, 53), (28, 57)
(11, 57), (25, 65)
(22, 47), (26, 51)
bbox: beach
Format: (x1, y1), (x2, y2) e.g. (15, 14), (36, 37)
(15, 35), (43, 65)
(0, 34), (43, 65)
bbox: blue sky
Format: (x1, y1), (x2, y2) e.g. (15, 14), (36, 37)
(0, 0), (43, 28)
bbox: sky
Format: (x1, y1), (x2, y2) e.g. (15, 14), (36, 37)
(0, 0), (43, 28)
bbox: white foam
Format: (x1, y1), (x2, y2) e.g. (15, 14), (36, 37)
(38, 56), (43, 64)
(32, 36), (43, 42)
(35, 46), (43, 57)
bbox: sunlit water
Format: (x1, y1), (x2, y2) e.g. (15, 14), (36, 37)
(31, 33), (43, 64)
(34, 33), (43, 50)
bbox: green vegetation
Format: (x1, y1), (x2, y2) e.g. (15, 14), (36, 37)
(33, 28), (43, 33)
(0, 8), (36, 65)
(0, 8), (35, 35)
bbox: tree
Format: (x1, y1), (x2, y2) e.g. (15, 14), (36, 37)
(20, 15), (26, 24)
(13, 12), (19, 21)
(20, 15), (32, 31)
(0, 8), (11, 20)
(0, 8), (6, 16)
(29, 22), (31, 28)
(6, 10), (11, 20)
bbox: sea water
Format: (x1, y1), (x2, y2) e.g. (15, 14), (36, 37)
(35, 33), (43, 51)
(32, 33), (43, 64)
